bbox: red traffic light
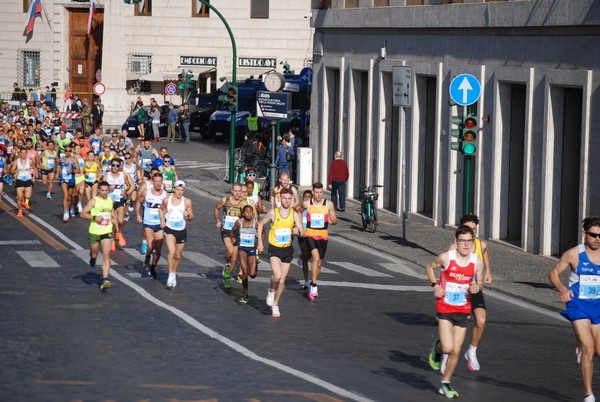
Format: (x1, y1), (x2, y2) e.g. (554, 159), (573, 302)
(464, 116), (477, 129)
(228, 87), (237, 95)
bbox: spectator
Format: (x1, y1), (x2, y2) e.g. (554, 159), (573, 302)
(91, 98), (103, 132)
(181, 103), (191, 143)
(50, 84), (57, 111)
(134, 101), (146, 139)
(166, 103), (177, 142)
(44, 86), (52, 109)
(327, 150), (349, 212)
(149, 101), (160, 142)
(275, 136), (294, 177)
(81, 99), (92, 136)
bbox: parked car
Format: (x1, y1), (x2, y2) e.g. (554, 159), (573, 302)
(121, 104), (170, 139)
(187, 91), (220, 138)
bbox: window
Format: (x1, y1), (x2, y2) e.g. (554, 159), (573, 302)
(374, 0), (390, 6)
(193, 0), (210, 17)
(18, 49), (41, 87)
(345, 0), (358, 8)
(251, 0), (269, 19)
(135, 0), (152, 16)
(128, 53), (152, 75)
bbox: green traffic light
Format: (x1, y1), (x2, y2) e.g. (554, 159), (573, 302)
(463, 143), (476, 155)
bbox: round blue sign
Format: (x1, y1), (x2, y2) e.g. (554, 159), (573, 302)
(449, 74), (481, 106)
(165, 83), (177, 95)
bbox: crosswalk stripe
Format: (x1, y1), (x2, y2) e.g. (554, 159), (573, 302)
(378, 262), (426, 279)
(0, 240), (42, 246)
(126, 272), (207, 279)
(184, 251), (223, 268)
(123, 248), (168, 266)
(16, 251), (59, 268)
(263, 258), (338, 274)
(327, 261), (393, 277)
(71, 249), (118, 266)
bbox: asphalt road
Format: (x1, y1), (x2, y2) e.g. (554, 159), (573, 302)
(0, 160), (587, 401)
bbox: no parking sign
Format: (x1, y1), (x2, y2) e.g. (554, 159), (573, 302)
(165, 83), (177, 96)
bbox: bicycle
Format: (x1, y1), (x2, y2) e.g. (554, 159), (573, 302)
(359, 185), (383, 233)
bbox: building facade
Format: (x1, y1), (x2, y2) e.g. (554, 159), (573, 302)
(309, 0), (600, 256)
(0, 0), (314, 126)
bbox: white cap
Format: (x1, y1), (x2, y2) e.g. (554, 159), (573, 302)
(174, 180), (186, 188)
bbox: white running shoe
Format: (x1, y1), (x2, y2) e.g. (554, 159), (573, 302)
(63, 211), (70, 222)
(77, 202), (83, 213)
(266, 289), (275, 307)
(464, 349), (480, 371)
(584, 394), (595, 402)
(308, 285), (319, 300)
(272, 305), (281, 318)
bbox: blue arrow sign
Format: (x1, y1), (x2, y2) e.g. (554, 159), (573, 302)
(449, 74), (481, 106)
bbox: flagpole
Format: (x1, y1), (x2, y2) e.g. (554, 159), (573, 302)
(40, 0), (52, 31)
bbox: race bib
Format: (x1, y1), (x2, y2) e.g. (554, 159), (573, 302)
(110, 188), (122, 201)
(170, 215), (184, 229)
(310, 213), (325, 228)
(223, 215), (238, 231)
(579, 275), (600, 300)
(147, 209), (160, 222)
(164, 181), (173, 191)
(240, 233), (255, 248)
(85, 172), (96, 183)
(443, 282), (469, 306)
(98, 212), (111, 226)
(47, 158), (55, 169)
(274, 228), (291, 245)
(18, 171), (31, 181)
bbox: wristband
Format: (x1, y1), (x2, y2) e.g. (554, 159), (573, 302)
(431, 282), (438, 287)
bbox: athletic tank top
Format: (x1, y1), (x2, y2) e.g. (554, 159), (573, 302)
(100, 155), (113, 175)
(138, 147), (155, 173)
(239, 218), (257, 248)
(568, 244), (600, 302)
(268, 208), (295, 248)
(106, 172), (125, 202)
(222, 197), (244, 231)
(143, 188), (167, 226)
(41, 150), (57, 170)
(305, 198), (329, 240)
(165, 195), (186, 231)
(84, 161), (98, 183)
(162, 166), (175, 193)
(123, 162), (138, 185)
(60, 156), (76, 183)
(89, 196), (113, 235)
(437, 250), (477, 314)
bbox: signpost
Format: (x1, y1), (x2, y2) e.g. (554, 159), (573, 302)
(449, 74), (482, 215)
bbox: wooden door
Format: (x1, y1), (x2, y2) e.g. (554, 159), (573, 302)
(69, 8), (103, 104)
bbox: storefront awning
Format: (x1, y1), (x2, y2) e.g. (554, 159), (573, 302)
(224, 67), (274, 80)
(179, 66), (216, 77)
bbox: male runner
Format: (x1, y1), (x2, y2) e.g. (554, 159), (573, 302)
(80, 180), (116, 291)
(11, 147), (37, 217)
(160, 180), (194, 289)
(270, 172), (299, 210)
(136, 172), (168, 279)
(101, 157), (134, 250)
(302, 182), (337, 300)
(257, 187), (304, 318)
(550, 217), (600, 402)
(39, 140), (57, 199)
(426, 226), (484, 399)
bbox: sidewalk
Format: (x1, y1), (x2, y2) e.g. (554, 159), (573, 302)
(194, 176), (566, 313)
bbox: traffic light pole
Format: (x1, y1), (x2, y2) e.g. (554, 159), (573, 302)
(463, 104), (474, 215)
(198, 0), (237, 184)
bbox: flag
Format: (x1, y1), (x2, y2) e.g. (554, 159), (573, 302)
(23, 0), (43, 37)
(87, 0), (97, 38)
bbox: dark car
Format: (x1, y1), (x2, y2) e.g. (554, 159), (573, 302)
(121, 104), (170, 138)
(187, 91), (220, 138)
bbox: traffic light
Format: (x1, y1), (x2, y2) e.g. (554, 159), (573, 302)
(218, 84), (229, 103)
(462, 115), (478, 155)
(450, 114), (464, 152)
(124, 0), (142, 4)
(184, 71), (196, 90)
(177, 73), (183, 90)
(227, 85), (238, 112)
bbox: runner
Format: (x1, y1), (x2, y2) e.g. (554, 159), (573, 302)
(136, 172), (168, 279)
(296, 189), (313, 290)
(98, 143), (115, 177)
(101, 157), (134, 251)
(270, 172), (300, 210)
(230, 205), (260, 303)
(83, 150), (100, 204)
(11, 147), (37, 217)
(159, 154), (177, 193)
(214, 183), (251, 289)
(257, 187), (304, 318)
(442, 214), (492, 373)
(549, 217), (600, 402)
(159, 180), (194, 289)
(137, 138), (159, 181)
(426, 225), (484, 399)
(73, 143), (86, 214)
(39, 140), (57, 199)
(58, 144), (80, 222)
(80, 180), (116, 291)
(302, 182), (337, 300)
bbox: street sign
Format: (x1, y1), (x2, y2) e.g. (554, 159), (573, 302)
(165, 82), (177, 96)
(256, 91), (290, 119)
(392, 66), (412, 107)
(95, 69), (102, 82)
(449, 74), (481, 106)
(93, 82), (106, 96)
(299, 67), (312, 84)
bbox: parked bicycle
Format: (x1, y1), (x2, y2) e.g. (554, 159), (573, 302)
(359, 185), (383, 233)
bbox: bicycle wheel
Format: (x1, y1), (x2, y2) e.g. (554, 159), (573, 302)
(361, 202), (368, 230)
(368, 207), (378, 233)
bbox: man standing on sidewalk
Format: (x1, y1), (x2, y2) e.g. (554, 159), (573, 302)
(327, 151), (349, 212)
(549, 216), (600, 402)
(166, 103), (177, 142)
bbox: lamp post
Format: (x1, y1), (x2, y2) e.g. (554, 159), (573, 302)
(198, 0), (237, 184)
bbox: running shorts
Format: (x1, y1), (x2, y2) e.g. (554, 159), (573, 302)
(306, 237), (328, 260)
(437, 313), (469, 328)
(164, 226), (187, 244)
(268, 245), (294, 263)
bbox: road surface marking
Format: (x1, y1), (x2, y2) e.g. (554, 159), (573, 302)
(0, 240), (42, 246)
(71, 249), (118, 266)
(328, 261), (393, 277)
(123, 247), (168, 265)
(16, 251), (60, 268)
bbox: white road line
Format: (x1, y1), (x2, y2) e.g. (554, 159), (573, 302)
(0, 240), (42, 246)
(184, 251), (223, 268)
(328, 261), (393, 277)
(71, 249), (118, 266)
(16, 251), (59, 268)
(378, 262), (427, 280)
(25, 203), (374, 402)
(126, 272), (207, 279)
(123, 247), (168, 266)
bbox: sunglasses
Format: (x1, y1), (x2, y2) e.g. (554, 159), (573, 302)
(247, 172), (257, 177)
(112, 135), (118, 137)
(587, 232), (600, 239)
(125, 157), (131, 160)
(111, 164), (120, 167)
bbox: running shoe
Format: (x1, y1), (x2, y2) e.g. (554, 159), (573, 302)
(89, 257), (96, 268)
(266, 289), (275, 307)
(303, 280), (310, 290)
(17, 209), (23, 217)
(272, 305), (281, 318)
(128, 203), (134, 212)
(223, 264), (231, 279)
(140, 241), (148, 254)
(69, 206), (75, 217)
(117, 232), (127, 247)
(166, 277), (176, 289)
(63, 211), (70, 222)
(224, 277), (231, 289)
(22, 200), (31, 210)
(77, 202), (83, 213)
(110, 240), (116, 252)
(99, 279), (111, 291)
(149, 265), (157, 279)
(236, 274), (243, 284)
(46, 192), (52, 199)
(438, 383), (459, 398)
(307, 285), (319, 301)
(464, 349), (480, 371)
(239, 295), (249, 304)
(124, 212), (130, 222)
(429, 340), (442, 371)
(584, 394), (596, 402)
(143, 256), (151, 272)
